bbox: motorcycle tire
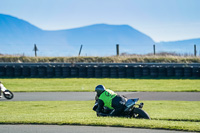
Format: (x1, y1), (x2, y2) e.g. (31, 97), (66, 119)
(3, 90), (14, 100)
(133, 108), (150, 119)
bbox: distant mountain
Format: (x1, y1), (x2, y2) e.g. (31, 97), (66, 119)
(0, 14), (69, 56)
(63, 24), (156, 56)
(0, 14), (155, 56)
(157, 38), (200, 54)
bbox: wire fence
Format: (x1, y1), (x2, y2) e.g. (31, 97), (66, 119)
(1, 43), (200, 57)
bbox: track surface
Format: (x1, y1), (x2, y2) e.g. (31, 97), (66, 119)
(0, 125), (193, 133)
(0, 92), (199, 101)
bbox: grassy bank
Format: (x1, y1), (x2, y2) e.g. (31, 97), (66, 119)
(0, 101), (199, 132)
(1, 78), (200, 92)
(0, 55), (200, 63)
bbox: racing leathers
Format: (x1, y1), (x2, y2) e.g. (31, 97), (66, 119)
(0, 83), (7, 98)
(96, 89), (126, 117)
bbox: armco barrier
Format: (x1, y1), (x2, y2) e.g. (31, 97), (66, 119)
(0, 63), (199, 78)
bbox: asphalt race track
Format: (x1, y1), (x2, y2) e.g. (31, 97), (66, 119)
(0, 92), (198, 133)
(0, 125), (194, 133)
(0, 92), (199, 101)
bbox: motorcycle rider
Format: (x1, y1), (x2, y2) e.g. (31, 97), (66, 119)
(95, 85), (126, 117)
(0, 81), (7, 98)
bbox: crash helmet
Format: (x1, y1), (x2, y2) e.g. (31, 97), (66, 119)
(95, 85), (105, 96)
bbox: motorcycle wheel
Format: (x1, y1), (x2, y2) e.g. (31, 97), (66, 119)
(3, 90), (14, 100)
(132, 108), (150, 119)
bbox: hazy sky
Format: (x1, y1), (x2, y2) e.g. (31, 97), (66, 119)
(0, 0), (200, 42)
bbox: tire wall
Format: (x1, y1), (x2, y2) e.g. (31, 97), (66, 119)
(0, 65), (199, 78)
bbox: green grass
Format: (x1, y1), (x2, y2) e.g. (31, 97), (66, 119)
(1, 78), (200, 92)
(0, 101), (199, 132)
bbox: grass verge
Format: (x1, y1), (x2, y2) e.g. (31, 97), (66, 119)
(1, 78), (200, 92)
(1, 55), (200, 63)
(0, 101), (199, 132)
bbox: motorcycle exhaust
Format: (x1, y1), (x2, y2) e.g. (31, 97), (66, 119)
(139, 102), (144, 108)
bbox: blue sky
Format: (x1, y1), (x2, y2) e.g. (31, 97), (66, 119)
(0, 0), (200, 42)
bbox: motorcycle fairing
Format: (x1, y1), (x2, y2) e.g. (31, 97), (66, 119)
(125, 98), (139, 108)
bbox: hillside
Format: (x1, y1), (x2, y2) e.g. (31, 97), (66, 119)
(158, 38), (200, 54)
(0, 14), (155, 56)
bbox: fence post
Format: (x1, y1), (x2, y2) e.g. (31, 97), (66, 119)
(33, 44), (38, 57)
(78, 45), (83, 56)
(116, 44), (119, 56)
(153, 44), (156, 55)
(194, 44), (197, 57)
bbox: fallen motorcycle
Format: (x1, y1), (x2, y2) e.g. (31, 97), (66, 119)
(2, 89), (14, 100)
(93, 98), (150, 119)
